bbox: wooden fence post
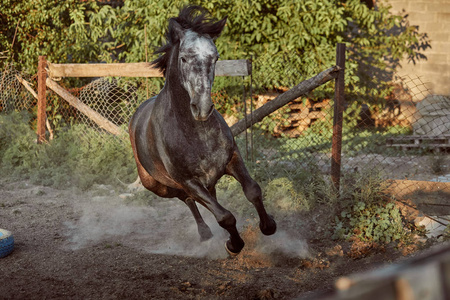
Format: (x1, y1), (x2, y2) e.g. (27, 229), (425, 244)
(37, 55), (47, 143)
(331, 43), (346, 192)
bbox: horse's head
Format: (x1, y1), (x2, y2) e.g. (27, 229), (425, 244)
(152, 6), (227, 121)
(176, 29), (221, 121)
(166, 7), (226, 122)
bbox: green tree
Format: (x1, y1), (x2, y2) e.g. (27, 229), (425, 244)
(1, 0), (430, 103)
(67, 0), (431, 102)
(0, 0), (101, 73)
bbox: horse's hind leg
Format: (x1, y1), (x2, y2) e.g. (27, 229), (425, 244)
(226, 149), (277, 236)
(185, 198), (213, 241)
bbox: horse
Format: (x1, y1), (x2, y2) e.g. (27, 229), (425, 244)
(129, 5), (276, 255)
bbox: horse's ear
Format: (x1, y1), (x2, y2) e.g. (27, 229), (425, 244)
(211, 16), (227, 39)
(169, 19), (186, 43)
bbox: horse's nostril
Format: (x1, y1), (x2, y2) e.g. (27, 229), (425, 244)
(191, 103), (200, 119)
(191, 102), (213, 121)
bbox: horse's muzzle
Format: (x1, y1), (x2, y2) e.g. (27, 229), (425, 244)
(191, 103), (214, 121)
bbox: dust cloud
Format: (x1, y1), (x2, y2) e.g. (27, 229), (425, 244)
(64, 193), (308, 259)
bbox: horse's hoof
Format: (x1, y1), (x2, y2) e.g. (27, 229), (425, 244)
(225, 242), (240, 258)
(225, 239), (244, 257)
(260, 215), (277, 236)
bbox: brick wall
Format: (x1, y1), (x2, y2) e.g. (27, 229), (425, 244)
(387, 0), (450, 99)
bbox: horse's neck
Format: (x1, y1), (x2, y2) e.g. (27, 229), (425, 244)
(160, 57), (196, 124)
(165, 80), (189, 112)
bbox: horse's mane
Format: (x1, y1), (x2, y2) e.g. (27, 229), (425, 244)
(152, 5), (226, 75)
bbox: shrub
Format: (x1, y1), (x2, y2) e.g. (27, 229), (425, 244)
(2, 0), (430, 104)
(0, 111), (39, 175)
(0, 112), (136, 190)
(333, 201), (406, 244)
(332, 169), (417, 245)
(0, 0), (101, 73)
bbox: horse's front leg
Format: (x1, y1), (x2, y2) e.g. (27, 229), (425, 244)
(226, 148), (277, 236)
(183, 181), (245, 255)
(184, 198), (213, 242)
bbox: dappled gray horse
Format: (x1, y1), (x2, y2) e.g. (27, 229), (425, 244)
(129, 5), (276, 255)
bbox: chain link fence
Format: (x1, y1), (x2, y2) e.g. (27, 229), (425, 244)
(0, 64), (36, 114)
(58, 77), (152, 140)
(1, 63), (449, 209)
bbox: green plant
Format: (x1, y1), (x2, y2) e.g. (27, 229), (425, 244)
(332, 169), (415, 245)
(333, 201), (405, 243)
(0, 0), (101, 73)
(0, 112), (136, 190)
(2, 0), (430, 104)
(265, 177), (311, 211)
(0, 111), (39, 174)
(45, 95), (66, 133)
(211, 90), (241, 118)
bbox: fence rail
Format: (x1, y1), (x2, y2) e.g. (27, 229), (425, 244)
(46, 59), (251, 78)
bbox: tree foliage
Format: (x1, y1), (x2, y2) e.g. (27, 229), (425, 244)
(0, 0), (100, 73)
(1, 0), (430, 102)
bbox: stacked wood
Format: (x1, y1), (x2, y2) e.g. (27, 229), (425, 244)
(255, 92), (331, 137)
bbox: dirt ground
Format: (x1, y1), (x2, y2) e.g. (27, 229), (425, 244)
(0, 177), (436, 300)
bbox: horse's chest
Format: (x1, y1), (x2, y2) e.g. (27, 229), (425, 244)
(166, 128), (232, 183)
(190, 132), (231, 168)
(198, 139), (230, 168)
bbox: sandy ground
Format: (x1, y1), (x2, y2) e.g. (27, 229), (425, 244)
(0, 177), (436, 299)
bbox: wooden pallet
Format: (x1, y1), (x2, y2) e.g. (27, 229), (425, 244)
(386, 135), (450, 151)
(275, 99), (331, 137)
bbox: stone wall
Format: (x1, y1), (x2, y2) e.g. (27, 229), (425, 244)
(387, 0), (450, 100)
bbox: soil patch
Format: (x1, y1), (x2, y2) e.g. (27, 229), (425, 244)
(0, 178), (436, 299)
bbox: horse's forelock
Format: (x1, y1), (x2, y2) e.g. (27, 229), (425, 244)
(175, 5), (226, 38)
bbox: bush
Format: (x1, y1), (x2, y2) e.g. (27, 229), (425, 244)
(332, 169), (417, 245)
(0, 112), (136, 190)
(333, 201), (406, 244)
(0, 111), (39, 174)
(0, 0), (101, 73)
(2, 0), (430, 104)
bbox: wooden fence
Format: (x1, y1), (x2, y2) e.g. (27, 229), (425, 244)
(31, 43), (345, 191)
(36, 58), (252, 141)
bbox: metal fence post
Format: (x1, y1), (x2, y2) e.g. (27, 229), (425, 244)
(37, 55), (47, 143)
(331, 43), (346, 192)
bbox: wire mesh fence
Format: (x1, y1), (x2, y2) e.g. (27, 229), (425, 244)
(0, 63), (449, 207)
(246, 73), (449, 188)
(56, 77), (152, 140)
(0, 64), (36, 114)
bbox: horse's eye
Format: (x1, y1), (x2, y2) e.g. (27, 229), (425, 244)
(181, 57), (187, 63)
